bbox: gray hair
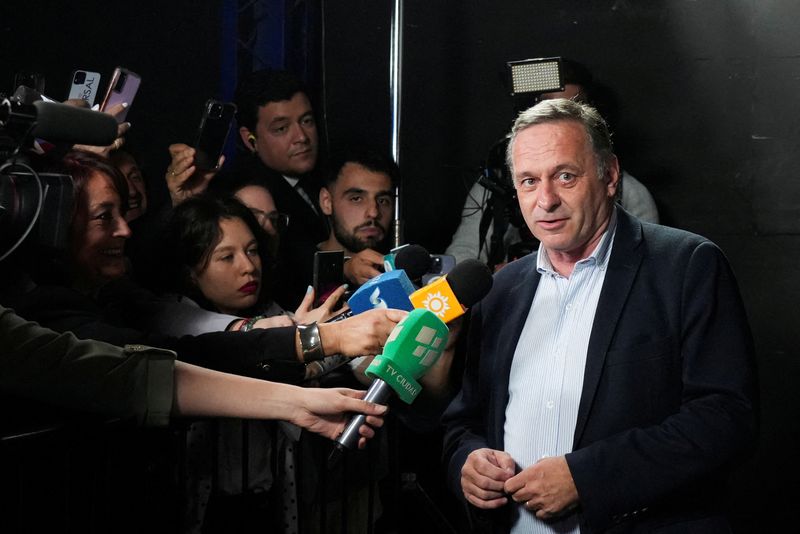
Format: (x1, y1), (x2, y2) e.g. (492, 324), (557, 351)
(505, 98), (614, 180)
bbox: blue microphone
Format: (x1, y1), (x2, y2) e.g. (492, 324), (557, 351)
(347, 269), (416, 314)
(326, 269), (416, 322)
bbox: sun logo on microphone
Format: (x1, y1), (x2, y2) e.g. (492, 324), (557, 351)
(422, 291), (450, 318)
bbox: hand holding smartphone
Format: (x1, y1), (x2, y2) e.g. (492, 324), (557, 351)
(99, 67), (141, 122)
(192, 99), (236, 171)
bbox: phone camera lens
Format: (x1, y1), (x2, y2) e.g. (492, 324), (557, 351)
(73, 71), (86, 84)
(115, 72), (127, 91)
(211, 104), (223, 118)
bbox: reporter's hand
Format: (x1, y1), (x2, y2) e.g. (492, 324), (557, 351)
(461, 448), (516, 509)
(343, 249), (385, 285)
(165, 143), (224, 206)
(291, 387), (387, 448)
(70, 101), (130, 157)
(293, 284), (348, 324)
(251, 315), (295, 329)
(318, 308), (406, 357)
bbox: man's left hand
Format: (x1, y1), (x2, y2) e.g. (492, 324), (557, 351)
(504, 456), (579, 520)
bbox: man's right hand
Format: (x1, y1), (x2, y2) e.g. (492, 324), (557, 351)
(165, 143), (223, 206)
(319, 308), (406, 357)
(461, 448), (516, 509)
(343, 249), (386, 286)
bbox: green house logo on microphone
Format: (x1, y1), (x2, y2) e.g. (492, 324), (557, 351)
(365, 309), (449, 403)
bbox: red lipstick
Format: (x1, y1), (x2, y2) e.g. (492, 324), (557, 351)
(239, 281), (259, 295)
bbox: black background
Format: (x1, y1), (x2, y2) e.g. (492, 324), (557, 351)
(3, 1), (798, 530)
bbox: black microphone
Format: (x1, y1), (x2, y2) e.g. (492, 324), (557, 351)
(409, 258), (493, 322)
(393, 244), (432, 284)
(33, 101), (119, 145)
(1, 99), (118, 146)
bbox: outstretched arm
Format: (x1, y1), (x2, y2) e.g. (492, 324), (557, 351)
(173, 361), (386, 447)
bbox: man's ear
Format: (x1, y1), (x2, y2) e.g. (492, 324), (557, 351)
(239, 127), (256, 152)
(319, 187), (333, 216)
(605, 154), (621, 198)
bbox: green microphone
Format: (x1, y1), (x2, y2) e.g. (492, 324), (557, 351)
(334, 308), (449, 451)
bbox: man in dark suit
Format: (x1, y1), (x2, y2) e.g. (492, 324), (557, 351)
(442, 99), (757, 533)
(234, 69), (329, 308)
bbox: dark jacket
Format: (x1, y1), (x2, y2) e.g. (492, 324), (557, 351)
(442, 209), (758, 533)
(2, 279), (305, 384)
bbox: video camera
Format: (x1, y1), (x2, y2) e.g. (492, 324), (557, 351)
(0, 85), (118, 261)
(474, 57), (565, 267)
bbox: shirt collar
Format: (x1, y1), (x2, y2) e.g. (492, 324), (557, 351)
(536, 205), (618, 276)
(283, 174), (300, 188)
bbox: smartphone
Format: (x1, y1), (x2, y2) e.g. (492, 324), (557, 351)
(420, 254), (456, 286)
(99, 67), (141, 122)
(192, 99), (237, 171)
(313, 250), (345, 307)
(67, 69), (101, 106)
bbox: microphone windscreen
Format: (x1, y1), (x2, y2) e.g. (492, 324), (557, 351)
(445, 259), (494, 307)
(394, 244), (432, 280)
(32, 101), (118, 146)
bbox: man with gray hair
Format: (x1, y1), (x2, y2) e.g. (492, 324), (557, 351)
(445, 59), (659, 269)
(442, 98), (756, 533)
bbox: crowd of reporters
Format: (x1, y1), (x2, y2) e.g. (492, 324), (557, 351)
(0, 68), (467, 533)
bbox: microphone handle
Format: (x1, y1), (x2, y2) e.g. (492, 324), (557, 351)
(333, 378), (394, 451)
(326, 308), (353, 322)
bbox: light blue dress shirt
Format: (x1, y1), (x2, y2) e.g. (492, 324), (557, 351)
(505, 209), (617, 534)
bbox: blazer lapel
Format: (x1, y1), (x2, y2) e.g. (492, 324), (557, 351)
(573, 210), (645, 445)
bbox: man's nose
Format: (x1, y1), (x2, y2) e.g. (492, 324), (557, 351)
(290, 122), (309, 142)
(365, 199), (380, 218)
(536, 181), (560, 211)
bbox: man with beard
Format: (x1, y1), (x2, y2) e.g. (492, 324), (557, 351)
(318, 150), (398, 287)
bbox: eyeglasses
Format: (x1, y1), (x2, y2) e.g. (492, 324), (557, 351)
(251, 209), (289, 232)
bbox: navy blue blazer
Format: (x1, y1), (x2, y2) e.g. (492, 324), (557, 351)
(442, 209), (758, 533)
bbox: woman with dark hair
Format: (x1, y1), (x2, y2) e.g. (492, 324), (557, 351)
(166, 192), (343, 327)
(165, 194), (361, 532)
(166, 194), (278, 317)
(63, 150), (133, 289)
